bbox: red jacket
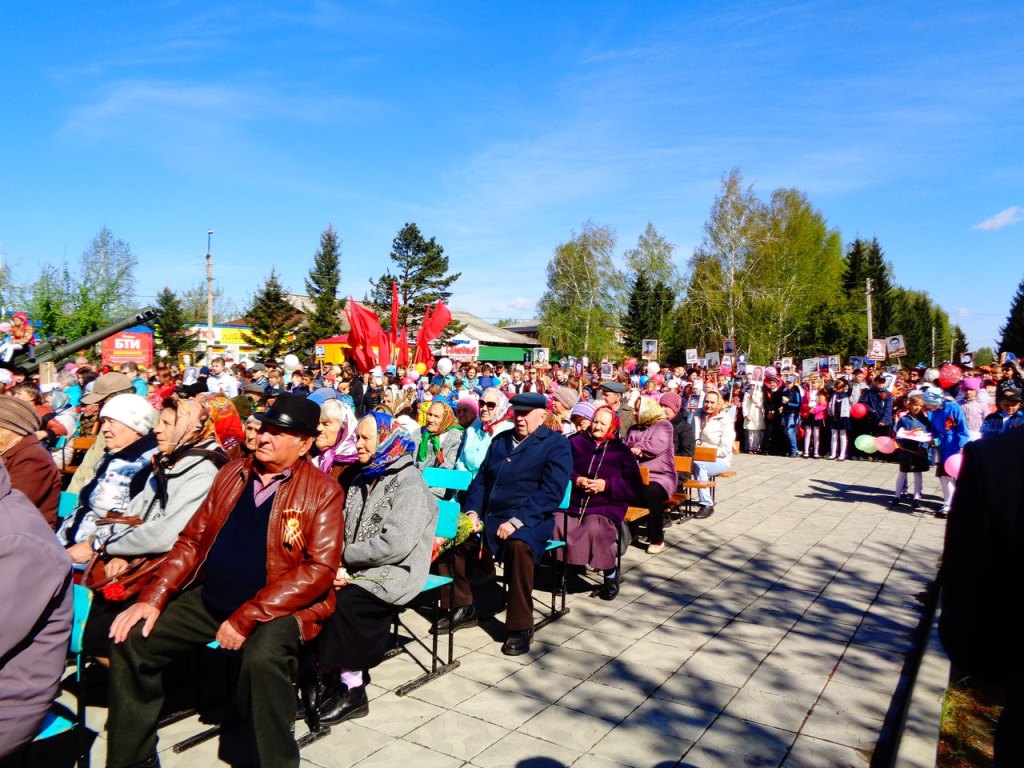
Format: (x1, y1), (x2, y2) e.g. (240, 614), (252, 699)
(138, 455), (344, 641)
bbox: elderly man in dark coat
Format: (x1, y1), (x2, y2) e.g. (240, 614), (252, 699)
(0, 460), (73, 758)
(463, 392), (572, 655)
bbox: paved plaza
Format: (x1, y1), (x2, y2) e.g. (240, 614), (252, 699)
(80, 453), (948, 767)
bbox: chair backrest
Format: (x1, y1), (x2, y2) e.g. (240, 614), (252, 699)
(71, 584), (93, 656)
(422, 467), (472, 492)
(639, 466), (651, 485)
(435, 499), (460, 540)
(71, 436), (96, 452)
(693, 445), (718, 463)
(674, 455), (693, 473)
(560, 481), (572, 509)
(58, 491), (78, 519)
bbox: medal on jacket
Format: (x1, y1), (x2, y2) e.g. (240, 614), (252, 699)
(282, 508), (304, 549)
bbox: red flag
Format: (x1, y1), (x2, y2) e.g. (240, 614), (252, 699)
(345, 297), (385, 373)
(423, 301), (452, 340)
(398, 324), (410, 367)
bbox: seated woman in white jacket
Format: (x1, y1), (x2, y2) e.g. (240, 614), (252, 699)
(692, 390), (735, 518)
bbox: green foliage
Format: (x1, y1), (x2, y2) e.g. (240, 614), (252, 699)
(368, 222), (463, 339)
(243, 270), (295, 362)
(998, 276), (1024, 356)
(297, 224), (345, 352)
(621, 223), (679, 355)
(975, 347), (996, 367)
(179, 282), (235, 325)
(952, 325), (969, 359)
(24, 264), (73, 339)
(537, 221), (624, 359)
(151, 287), (198, 359)
(64, 227), (139, 339)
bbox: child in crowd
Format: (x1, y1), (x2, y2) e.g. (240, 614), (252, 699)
(803, 389), (827, 458)
(891, 394), (933, 509)
(827, 378), (852, 460)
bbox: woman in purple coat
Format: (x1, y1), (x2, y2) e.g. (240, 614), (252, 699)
(624, 396), (678, 555)
(556, 406), (642, 600)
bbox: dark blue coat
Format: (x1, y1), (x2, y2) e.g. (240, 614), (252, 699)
(463, 424), (572, 563)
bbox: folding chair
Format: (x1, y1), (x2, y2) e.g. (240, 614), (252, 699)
(58, 491), (78, 519)
(385, 467), (469, 696)
(525, 482), (572, 632)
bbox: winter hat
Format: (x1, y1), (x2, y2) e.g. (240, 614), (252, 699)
(100, 394), (157, 435)
(552, 386), (580, 410)
(660, 392), (683, 413)
(921, 389), (944, 408)
(457, 396), (479, 417)
(961, 376), (982, 392)
(569, 401), (596, 420)
(0, 396), (40, 436)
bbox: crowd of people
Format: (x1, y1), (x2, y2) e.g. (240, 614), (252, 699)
(1, 346), (1020, 766)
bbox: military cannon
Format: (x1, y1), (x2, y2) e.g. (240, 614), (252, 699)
(8, 307), (159, 375)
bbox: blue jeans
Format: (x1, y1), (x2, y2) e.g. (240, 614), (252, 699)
(694, 459), (731, 506)
(783, 412), (800, 456)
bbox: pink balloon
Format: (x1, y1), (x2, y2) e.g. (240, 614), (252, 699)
(875, 436), (896, 454)
(408, 370), (420, 382)
(851, 403), (868, 419)
(944, 453), (963, 478)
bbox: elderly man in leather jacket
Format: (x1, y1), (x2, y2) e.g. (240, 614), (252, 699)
(106, 394), (344, 768)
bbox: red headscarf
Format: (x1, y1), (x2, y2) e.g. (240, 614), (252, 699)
(590, 405), (621, 443)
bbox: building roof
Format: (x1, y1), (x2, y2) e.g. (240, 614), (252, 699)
(501, 318), (540, 336)
(450, 311), (537, 346)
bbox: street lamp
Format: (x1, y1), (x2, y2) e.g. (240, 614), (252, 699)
(206, 229), (214, 354)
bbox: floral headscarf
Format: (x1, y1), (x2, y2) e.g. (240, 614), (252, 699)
(418, 400), (461, 463)
(590, 405), (621, 443)
(634, 395), (667, 427)
(363, 411), (415, 478)
(480, 387), (510, 434)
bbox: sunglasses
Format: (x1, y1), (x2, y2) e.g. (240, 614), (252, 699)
(480, 401), (499, 409)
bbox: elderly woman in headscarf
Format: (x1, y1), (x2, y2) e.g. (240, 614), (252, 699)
(82, 397), (227, 655)
(313, 398), (360, 484)
(57, 394), (159, 562)
(556, 405), (642, 600)
(623, 395), (677, 555)
(415, 399), (463, 480)
(455, 387), (512, 480)
(314, 412), (437, 725)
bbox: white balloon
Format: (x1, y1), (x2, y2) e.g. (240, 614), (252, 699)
(437, 357), (453, 376)
(647, 361), (660, 375)
(283, 354), (301, 372)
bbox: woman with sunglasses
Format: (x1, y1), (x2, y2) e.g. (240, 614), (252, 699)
(455, 388), (512, 480)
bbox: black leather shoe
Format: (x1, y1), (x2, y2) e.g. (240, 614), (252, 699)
(693, 504), (714, 519)
(888, 497), (900, 507)
(318, 684), (369, 726)
(432, 603), (478, 634)
(599, 579), (620, 601)
(501, 629), (534, 656)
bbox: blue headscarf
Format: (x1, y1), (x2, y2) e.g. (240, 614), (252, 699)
(362, 411), (415, 478)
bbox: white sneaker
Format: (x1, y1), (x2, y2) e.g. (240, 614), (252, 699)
(646, 542), (666, 555)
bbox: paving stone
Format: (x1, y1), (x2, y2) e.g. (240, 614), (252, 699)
(533, 645), (614, 680)
(454, 685), (548, 729)
(350, 738), (464, 768)
(406, 709), (509, 761)
(495, 666), (582, 704)
(782, 734), (871, 767)
(562, 628), (637, 657)
(589, 658), (676, 696)
(520, 704), (616, 752)
(590, 722), (693, 766)
(471, 731), (580, 768)
(556, 679), (648, 724)
(690, 714), (795, 765)
(720, 687), (814, 732)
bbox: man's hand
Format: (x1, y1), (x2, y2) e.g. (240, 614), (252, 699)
(215, 620), (247, 651)
(67, 541), (94, 564)
(105, 557), (130, 577)
(496, 521), (516, 539)
(466, 512), (481, 531)
(110, 602), (161, 644)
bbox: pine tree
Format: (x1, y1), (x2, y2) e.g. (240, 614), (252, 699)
(150, 287), (198, 360)
(243, 270), (295, 362)
(864, 238), (895, 336)
(999, 276), (1024, 356)
(620, 273), (653, 357)
(368, 222), (462, 338)
(297, 224), (344, 352)
(951, 325), (969, 359)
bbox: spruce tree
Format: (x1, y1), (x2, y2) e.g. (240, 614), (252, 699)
(297, 224), (344, 352)
(620, 272), (652, 357)
(951, 325), (969, 359)
(999, 276), (1024, 356)
(243, 270), (295, 362)
(150, 287), (198, 360)
(368, 222), (462, 337)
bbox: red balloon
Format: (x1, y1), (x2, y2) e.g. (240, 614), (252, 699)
(938, 363), (962, 390)
(851, 403), (868, 419)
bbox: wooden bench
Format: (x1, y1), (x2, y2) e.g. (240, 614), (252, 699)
(62, 436), (96, 476)
(625, 467), (651, 522)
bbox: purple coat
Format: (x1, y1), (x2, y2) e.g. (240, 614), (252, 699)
(624, 420), (678, 497)
(568, 432), (643, 522)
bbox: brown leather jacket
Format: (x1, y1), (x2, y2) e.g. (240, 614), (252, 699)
(137, 455), (344, 641)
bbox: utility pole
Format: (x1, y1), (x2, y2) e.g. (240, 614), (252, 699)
(865, 277), (873, 349)
(206, 229), (214, 355)
(931, 325), (936, 367)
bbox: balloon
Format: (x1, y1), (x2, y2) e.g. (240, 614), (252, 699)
(875, 436), (896, 454)
(647, 361), (661, 376)
(938, 363), (962, 390)
(855, 434), (878, 453)
(851, 403), (868, 419)
(624, 358), (637, 373)
(436, 357), (453, 376)
(408, 370), (420, 382)
(652, 374), (664, 385)
(639, 375), (649, 386)
(401, 376), (413, 386)
(944, 453), (963, 478)
(283, 354), (301, 372)
(415, 362), (427, 375)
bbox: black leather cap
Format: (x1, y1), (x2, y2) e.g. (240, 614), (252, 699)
(253, 393), (320, 436)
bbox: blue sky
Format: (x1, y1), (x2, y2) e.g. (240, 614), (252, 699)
(1, 1), (1021, 350)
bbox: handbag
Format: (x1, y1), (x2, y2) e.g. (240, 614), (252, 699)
(83, 549), (169, 602)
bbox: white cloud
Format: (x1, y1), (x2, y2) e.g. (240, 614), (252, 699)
(973, 206), (1024, 231)
(508, 297), (535, 311)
